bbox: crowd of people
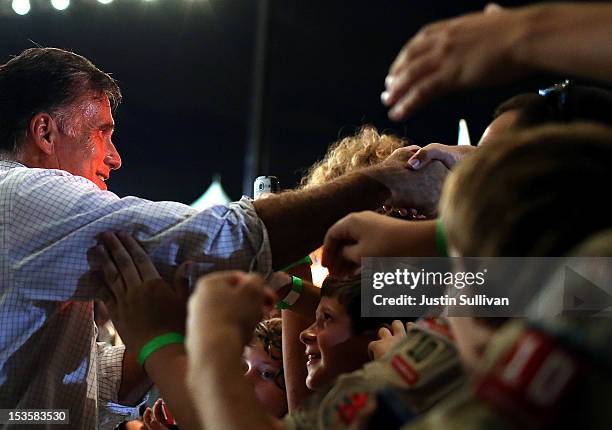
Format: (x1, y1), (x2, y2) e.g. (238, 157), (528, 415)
(1, 2), (612, 429)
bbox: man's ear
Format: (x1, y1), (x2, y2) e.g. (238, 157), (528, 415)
(29, 113), (59, 156)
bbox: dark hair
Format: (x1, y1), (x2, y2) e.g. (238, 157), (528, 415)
(0, 47), (121, 154)
(494, 85), (612, 129)
(321, 276), (414, 334)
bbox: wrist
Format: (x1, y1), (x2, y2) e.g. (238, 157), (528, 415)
(138, 332), (185, 367)
(143, 343), (186, 376)
(357, 166), (394, 206)
(511, 4), (547, 71)
(197, 323), (244, 350)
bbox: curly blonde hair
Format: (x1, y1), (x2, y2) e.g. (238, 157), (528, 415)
(300, 126), (407, 188)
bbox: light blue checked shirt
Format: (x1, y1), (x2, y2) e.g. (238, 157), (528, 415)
(0, 160), (272, 429)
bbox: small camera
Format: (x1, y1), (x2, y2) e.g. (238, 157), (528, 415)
(254, 176), (280, 199)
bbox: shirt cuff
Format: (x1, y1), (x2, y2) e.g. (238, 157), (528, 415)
(99, 393), (150, 430)
(235, 196), (273, 276)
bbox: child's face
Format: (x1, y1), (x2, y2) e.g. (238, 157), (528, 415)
(299, 295), (372, 390)
(242, 341), (287, 417)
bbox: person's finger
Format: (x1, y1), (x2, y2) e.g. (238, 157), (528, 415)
(261, 286), (278, 313)
(116, 233), (161, 282)
(153, 398), (166, 424)
(367, 340), (378, 359)
(377, 326), (392, 339)
(322, 216), (356, 273)
(385, 52), (442, 108)
(391, 319), (407, 336)
(388, 24), (442, 77)
(386, 145), (424, 164)
(389, 71), (447, 121)
(161, 401), (176, 426)
(340, 243), (364, 269)
(408, 144), (455, 170)
(100, 232), (143, 287)
(143, 407), (153, 426)
(484, 3), (503, 14)
(404, 144), (422, 154)
(173, 261), (192, 302)
(94, 244), (128, 299)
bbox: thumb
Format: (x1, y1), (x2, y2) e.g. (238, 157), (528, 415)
(484, 3), (503, 14)
(342, 243), (363, 267)
(409, 145), (456, 170)
(173, 261), (192, 301)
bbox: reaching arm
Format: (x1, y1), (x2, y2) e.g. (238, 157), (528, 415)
(256, 150), (448, 269)
(514, 3), (612, 84)
(281, 264), (316, 411)
(383, 2), (612, 120)
(117, 350), (152, 406)
(190, 327), (284, 430)
(186, 272), (284, 430)
(94, 233), (201, 430)
(323, 213), (438, 278)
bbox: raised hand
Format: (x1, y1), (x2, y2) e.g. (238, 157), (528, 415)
(92, 232), (190, 354)
(368, 320), (409, 360)
(382, 6), (525, 120)
(322, 212), (437, 278)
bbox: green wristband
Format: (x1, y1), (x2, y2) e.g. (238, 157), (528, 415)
(137, 332), (185, 367)
(276, 276), (303, 310)
(280, 255), (313, 272)
(436, 218), (449, 257)
(291, 275), (303, 293)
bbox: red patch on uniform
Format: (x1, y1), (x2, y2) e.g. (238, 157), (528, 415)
(417, 317), (454, 341)
(476, 330), (583, 427)
(391, 355), (420, 385)
(336, 392), (370, 425)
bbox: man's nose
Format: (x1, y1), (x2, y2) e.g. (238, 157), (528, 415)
(105, 142), (122, 170)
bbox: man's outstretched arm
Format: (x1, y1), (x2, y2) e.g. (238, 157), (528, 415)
(255, 150), (448, 269)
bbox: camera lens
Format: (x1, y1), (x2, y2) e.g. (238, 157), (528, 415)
(259, 183), (264, 190)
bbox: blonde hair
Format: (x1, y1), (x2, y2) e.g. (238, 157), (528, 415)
(300, 126), (406, 188)
(440, 123), (612, 256)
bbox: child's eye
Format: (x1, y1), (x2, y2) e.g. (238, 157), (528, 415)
(323, 312), (332, 321)
(260, 370), (276, 380)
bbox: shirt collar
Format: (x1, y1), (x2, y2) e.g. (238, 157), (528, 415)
(0, 159), (26, 170)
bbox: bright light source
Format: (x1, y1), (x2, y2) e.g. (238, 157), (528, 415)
(50, 0), (70, 11)
(12, 0), (31, 15)
(458, 118), (472, 146)
(97, 0), (113, 4)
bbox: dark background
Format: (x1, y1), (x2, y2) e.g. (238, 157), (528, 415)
(0, 0), (594, 203)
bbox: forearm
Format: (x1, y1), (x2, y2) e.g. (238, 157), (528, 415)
(282, 310), (314, 411)
(282, 264), (315, 410)
(144, 345), (202, 430)
(118, 350), (153, 406)
(255, 170), (389, 269)
(190, 328), (284, 430)
(398, 219), (438, 257)
(514, 3), (612, 83)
